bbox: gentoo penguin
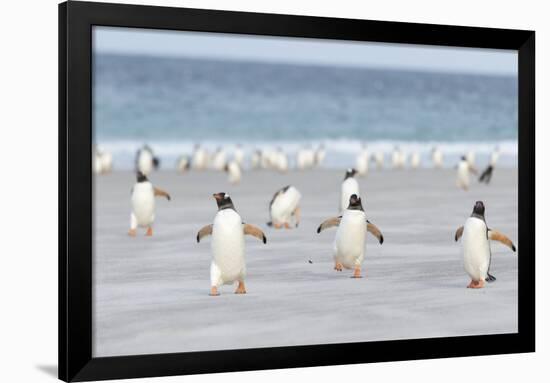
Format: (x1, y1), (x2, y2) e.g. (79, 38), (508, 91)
(466, 150), (476, 168)
(432, 147), (443, 168)
(128, 172), (171, 237)
(224, 160), (242, 184)
(136, 145), (159, 175)
(355, 145), (369, 176)
(372, 152), (384, 169)
(192, 144), (208, 170)
(454, 201), (516, 288)
(297, 146), (315, 170)
(267, 185), (302, 229)
(410, 151), (421, 169)
(317, 194), (383, 278)
(212, 147), (227, 171)
(176, 155), (191, 173)
(196, 192), (267, 296)
(92, 146), (103, 175)
(251, 150), (262, 169)
(315, 144), (326, 167)
(234, 144), (245, 167)
(392, 146), (405, 169)
(479, 147), (500, 184)
(340, 168), (359, 213)
(274, 148), (289, 173)
(456, 155), (478, 191)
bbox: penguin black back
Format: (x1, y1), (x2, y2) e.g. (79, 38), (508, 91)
(136, 171), (148, 183)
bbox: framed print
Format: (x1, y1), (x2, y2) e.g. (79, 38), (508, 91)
(59, 1), (535, 381)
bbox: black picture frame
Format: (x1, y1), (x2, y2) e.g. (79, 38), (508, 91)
(59, 1), (535, 381)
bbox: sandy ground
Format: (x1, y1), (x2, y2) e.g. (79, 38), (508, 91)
(92, 168), (518, 357)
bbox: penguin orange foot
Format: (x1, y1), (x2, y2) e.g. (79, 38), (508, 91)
(284, 223), (291, 229)
(128, 229), (137, 237)
(146, 227), (153, 236)
(235, 281), (247, 294)
(351, 266), (362, 278)
(334, 262), (343, 271)
(209, 286), (220, 296)
(467, 279), (485, 289)
(274, 223), (282, 229)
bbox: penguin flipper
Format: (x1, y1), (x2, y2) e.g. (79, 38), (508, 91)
(454, 226), (464, 242)
(154, 187), (171, 200)
(366, 222), (384, 244)
(196, 224), (213, 243)
(243, 224), (267, 244)
(488, 229), (516, 252)
(316, 216), (342, 233)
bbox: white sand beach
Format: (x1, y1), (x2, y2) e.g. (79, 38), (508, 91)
(92, 168), (518, 357)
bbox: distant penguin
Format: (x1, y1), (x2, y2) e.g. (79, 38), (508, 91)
(432, 147), (443, 169)
(196, 193), (267, 296)
(92, 146), (103, 175)
(274, 148), (288, 173)
(128, 172), (171, 237)
(372, 152), (384, 169)
(212, 147), (227, 171)
(410, 152), (420, 169)
(251, 150), (262, 169)
(192, 144), (208, 170)
(456, 155), (478, 191)
(97, 150), (113, 173)
(454, 201), (516, 288)
(355, 145), (369, 176)
(225, 160), (241, 184)
(234, 144), (245, 167)
(176, 155), (191, 173)
(315, 144), (326, 167)
(490, 146), (500, 167)
(317, 194), (383, 278)
(340, 168), (359, 213)
(392, 147), (405, 169)
(466, 150), (476, 168)
(135, 146), (153, 175)
(267, 185), (302, 229)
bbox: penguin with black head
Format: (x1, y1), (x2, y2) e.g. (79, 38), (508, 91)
(454, 201), (516, 288)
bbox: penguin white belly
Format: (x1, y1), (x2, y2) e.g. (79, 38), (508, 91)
(227, 162), (241, 184)
(462, 217), (490, 281)
(457, 162), (470, 188)
(211, 209), (246, 286)
(334, 211), (367, 269)
(271, 187), (301, 224)
(356, 153), (368, 175)
(138, 151), (153, 175)
(131, 183), (155, 226)
(433, 152), (443, 168)
(340, 178), (359, 212)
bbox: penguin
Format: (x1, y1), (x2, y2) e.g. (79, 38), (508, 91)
(234, 144), (245, 167)
(340, 168), (359, 213)
(196, 192), (267, 296)
(355, 145), (369, 176)
(315, 144), (326, 167)
(176, 155), (191, 173)
(212, 147), (227, 171)
(456, 155), (478, 191)
(392, 146), (405, 169)
(317, 194), (383, 278)
(224, 160), (241, 184)
(454, 201), (516, 288)
(192, 144), (208, 170)
(136, 145), (159, 175)
(372, 152), (384, 169)
(466, 150), (476, 168)
(267, 185), (302, 229)
(251, 149), (262, 169)
(274, 147), (289, 173)
(432, 147), (443, 169)
(92, 146), (103, 175)
(410, 151), (421, 169)
(490, 146), (500, 167)
(479, 146), (500, 184)
(128, 172), (171, 237)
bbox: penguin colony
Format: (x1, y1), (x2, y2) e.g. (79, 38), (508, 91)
(100, 143), (515, 295)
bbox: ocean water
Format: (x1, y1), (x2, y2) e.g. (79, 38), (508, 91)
(93, 53), (518, 169)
